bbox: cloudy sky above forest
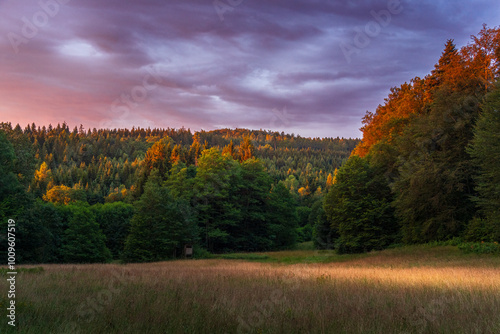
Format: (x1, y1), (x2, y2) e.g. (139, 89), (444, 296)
(0, 0), (498, 138)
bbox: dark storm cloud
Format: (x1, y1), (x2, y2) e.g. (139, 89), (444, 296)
(0, 0), (498, 138)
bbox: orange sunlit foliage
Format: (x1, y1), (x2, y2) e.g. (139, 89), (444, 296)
(353, 78), (429, 157)
(353, 25), (500, 158)
(143, 138), (172, 175)
(43, 184), (86, 204)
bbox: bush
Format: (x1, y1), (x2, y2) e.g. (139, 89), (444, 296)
(458, 242), (500, 254)
(445, 237), (464, 246)
(463, 217), (496, 242)
(426, 237), (463, 247)
(192, 247), (212, 259)
(296, 224), (313, 243)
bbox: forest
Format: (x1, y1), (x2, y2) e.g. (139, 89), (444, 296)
(1, 25), (499, 263)
(316, 25), (500, 253)
(0, 122), (357, 262)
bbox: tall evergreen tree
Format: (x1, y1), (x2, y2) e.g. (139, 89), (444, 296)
(93, 202), (135, 259)
(0, 131), (25, 222)
(60, 204), (111, 263)
(0, 131), (35, 261)
(17, 201), (64, 263)
(193, 148), (240, 252)
(123, 170), (196, 262)
(467, 82), (500, 241)
(324, 156), (397, 253)
(232, 158), (272, 251)
(392, 85), (481, 243)
(267, 183), (298, 249)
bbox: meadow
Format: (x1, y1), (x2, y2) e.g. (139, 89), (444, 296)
(1, 244), (500, 334)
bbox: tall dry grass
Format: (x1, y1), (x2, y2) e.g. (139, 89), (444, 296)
(1, 246), (500, 333)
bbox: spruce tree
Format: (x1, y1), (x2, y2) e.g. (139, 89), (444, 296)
(467, 82), (500, 241)
(123, 170), (196, 262)
(324, 156), (397, 253)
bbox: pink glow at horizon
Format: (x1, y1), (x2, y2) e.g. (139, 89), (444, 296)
(1, 0), (498, 138)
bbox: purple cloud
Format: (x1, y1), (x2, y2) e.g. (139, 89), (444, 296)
(0, 0), (498, 138)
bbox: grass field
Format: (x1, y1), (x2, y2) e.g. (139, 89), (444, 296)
(1, 244), (500, 333)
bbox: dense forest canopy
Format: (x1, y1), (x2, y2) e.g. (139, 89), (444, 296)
(0, 124), (357, 204)
(0, 123), (357, 262)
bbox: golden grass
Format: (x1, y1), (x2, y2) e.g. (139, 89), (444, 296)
(1, 246), (500, 333)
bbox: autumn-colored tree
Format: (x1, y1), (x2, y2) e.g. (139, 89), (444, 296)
(143, 138), (172, 177)
(238, 137), (255, 162)
(353, 26), (500, 158)
(188, 134), (202, 165)
(170, 144), (182, 164)
(325, 171), (335, 188)
(222, 140), (239, 160)
(43, 185), (86, 205)
(461, 25), (500, 91)
(353, 77), (429, 157)
(32, 161), (53, 196)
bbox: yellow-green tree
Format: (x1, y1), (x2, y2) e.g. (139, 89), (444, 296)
(43, 185), (86, 204)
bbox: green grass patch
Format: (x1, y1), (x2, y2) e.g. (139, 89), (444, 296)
(458, 242), (500, 254)
(213, 253), (271, 261)
(0, 267), (44, 275)
(212, 243), (500, 267)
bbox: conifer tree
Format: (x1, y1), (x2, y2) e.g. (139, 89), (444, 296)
(467, 82), (500, 241)
(324, 156), (397, 253)
(123, 170), (196, 262)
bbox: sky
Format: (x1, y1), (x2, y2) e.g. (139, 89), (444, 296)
(0, 0), (498, 139)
